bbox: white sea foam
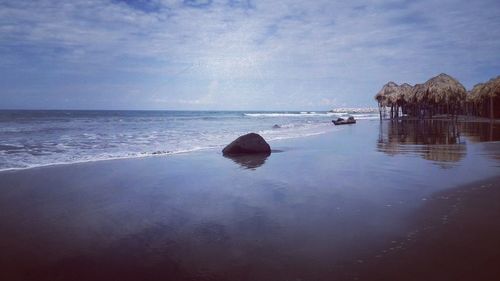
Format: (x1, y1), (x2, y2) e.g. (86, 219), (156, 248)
(350, 114), (380, 120)
(0, 145), (216, 172)
(244, 112), (336, 117)
(329, 107), (378, 114)
(0, 110), (375, 172)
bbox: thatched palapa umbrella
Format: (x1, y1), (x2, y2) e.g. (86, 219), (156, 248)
(395, 82), (427, 118)
(468, 83), (485, 116)
(470, 76), (500, 119)
(400, 83), (414, 102)
(424, 73), (466, 104)
(411, 73), (466, 118)
(375, 73), (499, 120)
(399, 83), (414, 115)
(412, 83), (426, 102)
(375, 82), (400, 119)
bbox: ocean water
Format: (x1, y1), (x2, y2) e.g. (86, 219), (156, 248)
(0, 110), (378, 171)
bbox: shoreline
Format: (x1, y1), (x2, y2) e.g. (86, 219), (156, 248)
(0, 124), (340, 174)
(1, 117), (497, 174)
(0, 146), (213, 174)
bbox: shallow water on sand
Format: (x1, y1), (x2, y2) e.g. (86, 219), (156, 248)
(0, 120), (499, 281)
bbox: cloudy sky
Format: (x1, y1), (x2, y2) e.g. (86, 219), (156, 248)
(1, 0), (499, 110)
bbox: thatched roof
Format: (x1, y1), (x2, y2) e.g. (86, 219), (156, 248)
(422, 73), (467, 104)
(469, 83), (485, 103)
(412, 83), (427, 103)
(376, 73), (470, 107)
(488, 76), (500, 97)
(470, 76), (500, 103)
(375, 82), (400, 106)
(399, 83), (414, 103)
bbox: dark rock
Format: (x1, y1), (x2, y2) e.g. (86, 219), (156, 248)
(272, 124), (281, 129)
(222, 133), (271, 155)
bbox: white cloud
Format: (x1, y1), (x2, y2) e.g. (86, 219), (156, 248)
(0, 0), (499, 109)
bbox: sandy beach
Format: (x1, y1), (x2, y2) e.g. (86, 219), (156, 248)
(334, 175), (500, 281)
(0, 120), (499, 281)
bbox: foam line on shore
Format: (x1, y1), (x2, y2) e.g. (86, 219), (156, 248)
(0, 125), (341, 173)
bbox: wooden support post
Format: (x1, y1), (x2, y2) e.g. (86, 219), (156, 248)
(491, 96), (494, 120)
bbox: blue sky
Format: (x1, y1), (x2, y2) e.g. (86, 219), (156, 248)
(1, 0), (499, 110)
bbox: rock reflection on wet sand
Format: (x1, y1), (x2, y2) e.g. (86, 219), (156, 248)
(223, 152), (270, 169)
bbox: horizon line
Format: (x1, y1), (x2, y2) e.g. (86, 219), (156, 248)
(0, 107), (376, 112)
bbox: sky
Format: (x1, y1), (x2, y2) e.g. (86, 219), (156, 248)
(1, 0), (500, 110)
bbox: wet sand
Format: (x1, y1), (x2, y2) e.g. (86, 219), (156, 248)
(0, 120), (499, 281)
(338, 176), (500, 281)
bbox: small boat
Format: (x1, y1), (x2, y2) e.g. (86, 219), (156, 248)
(332, 116), (356, 125)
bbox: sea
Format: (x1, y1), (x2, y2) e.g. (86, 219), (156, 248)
(0, 110), (378, 171)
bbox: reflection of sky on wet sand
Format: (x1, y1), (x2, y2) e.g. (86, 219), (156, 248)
(0, 121), (499, 280)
